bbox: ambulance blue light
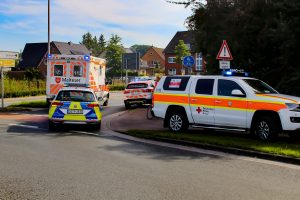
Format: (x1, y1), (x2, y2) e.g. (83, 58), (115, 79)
(84, 55), (90, 61)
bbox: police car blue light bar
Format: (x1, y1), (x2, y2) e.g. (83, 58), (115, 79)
(47, 54), (52, 59)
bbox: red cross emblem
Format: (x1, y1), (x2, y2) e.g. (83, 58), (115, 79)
(196, 107), (202, 114)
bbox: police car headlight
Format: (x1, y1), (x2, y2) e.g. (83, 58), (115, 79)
(285, 103), (300, 111)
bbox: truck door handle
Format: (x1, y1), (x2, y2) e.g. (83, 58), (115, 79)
(190, 98), (197, 102)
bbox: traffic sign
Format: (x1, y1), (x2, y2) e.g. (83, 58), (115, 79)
(183, 56), (195, 68)
(0, 51), (18, 59)
(216, 40), (233, 60)
(219, 60), (230, 69)
(0, 59), (15, 67)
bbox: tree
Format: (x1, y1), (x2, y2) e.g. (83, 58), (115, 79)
(81, 32), (107, 57)
(105, 34), (124, 77)
(169, 0), (300, 95)
(174, 40), (191, 75)
(130, 44), (151, 56)
(81, 32), (94, 51)
(97, 34), (106, 56)
(174, 40), (191, 64)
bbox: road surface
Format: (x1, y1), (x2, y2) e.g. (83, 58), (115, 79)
(0, 92), (300, 200)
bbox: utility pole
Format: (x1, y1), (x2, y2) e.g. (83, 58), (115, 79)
(48, 0), (51, 57)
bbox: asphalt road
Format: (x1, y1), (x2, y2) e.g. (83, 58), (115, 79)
(0, 92), (300, 200)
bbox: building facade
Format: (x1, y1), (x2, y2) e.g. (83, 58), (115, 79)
(140, 46), (165, 76)
(19, 41), (90, 78)
(163, 31), (205, 75)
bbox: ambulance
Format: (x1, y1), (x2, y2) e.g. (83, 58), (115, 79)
(46, 54), (109, 105)
(152, 71), (300, 141)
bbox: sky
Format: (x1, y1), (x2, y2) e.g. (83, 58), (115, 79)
(0, 0), (193, 52)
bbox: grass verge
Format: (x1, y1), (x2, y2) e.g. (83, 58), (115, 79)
(8, 100), (48, 108)
(126, 130), (300, 158)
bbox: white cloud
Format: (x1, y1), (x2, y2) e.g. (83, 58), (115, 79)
(0, 0), (46, 15)
(0, 0), (193, 50)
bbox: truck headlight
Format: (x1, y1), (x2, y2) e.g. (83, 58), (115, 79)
(285, 103), (300, 111)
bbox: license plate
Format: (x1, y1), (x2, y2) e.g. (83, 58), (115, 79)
(68, 109), (83, 114)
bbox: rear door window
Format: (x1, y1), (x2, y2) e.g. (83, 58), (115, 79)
(56, 91), (95, 102)
(127, 83), (148, 89)
(163, 76), (190, 91)
(195, 79), (214, 95)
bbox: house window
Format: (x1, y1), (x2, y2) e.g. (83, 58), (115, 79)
(185, 43), (191, 50)
(196, 53), (203, 71)
(168, 68), (176, 75)
(168, 57), (176, 63)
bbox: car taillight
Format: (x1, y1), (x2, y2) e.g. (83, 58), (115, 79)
(51, 102), (63, 106)
(87, 103), (99, 108)
(124, 90), (130, 94)
(143, 89), (153, 93)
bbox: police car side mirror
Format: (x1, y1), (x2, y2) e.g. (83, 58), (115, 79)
(98, 97), (103, 101)
(231, 89), (246, 97)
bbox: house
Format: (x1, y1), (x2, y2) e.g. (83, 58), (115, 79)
(140, 46), (165, 76)
(163, 31), (205, 75)
(19, 41), (90, 78)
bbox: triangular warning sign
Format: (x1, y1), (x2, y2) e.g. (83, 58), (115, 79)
(216, 40), (233, 60)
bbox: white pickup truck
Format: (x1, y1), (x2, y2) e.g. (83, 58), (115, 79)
(152, 74), (300, 140)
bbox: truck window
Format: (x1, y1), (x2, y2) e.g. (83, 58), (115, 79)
(163, 76), (190, 91)
(99, 66), (102, 76)
(54, 65), (63, 76)
(218, 79), (246, 97)
(74, 65), (83, 77)
(195, 79), (214, 95)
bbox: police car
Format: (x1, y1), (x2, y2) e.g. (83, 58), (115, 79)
(48, 86), (102, 131)
(124, 80), (155, 109)
(152, 70), (300, 141)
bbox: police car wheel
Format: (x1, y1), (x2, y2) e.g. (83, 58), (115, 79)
(125, 102), (131, 109)
(253, 116), (278, 141)
(167, 112), (188, 132)
(94, 122), (101, 131)
(103, 100), (108, 106)
(48, 121), (56, 131)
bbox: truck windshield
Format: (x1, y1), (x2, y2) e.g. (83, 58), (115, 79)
(242, 79), (278, 94)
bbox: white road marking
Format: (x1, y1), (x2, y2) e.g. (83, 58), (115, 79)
(9, 124), (48, 131)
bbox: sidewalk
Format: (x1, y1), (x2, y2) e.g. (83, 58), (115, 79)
(2, 95), (46, 107)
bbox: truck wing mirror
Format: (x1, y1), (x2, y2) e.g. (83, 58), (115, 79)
(231, 89), (246, 97)
(98, 97), (103, 101)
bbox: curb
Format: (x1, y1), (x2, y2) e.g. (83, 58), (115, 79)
(116, 131), (300, 166)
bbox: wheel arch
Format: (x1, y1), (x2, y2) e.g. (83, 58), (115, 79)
(250, 110), (282, 132)
(164, 105), (188, 128)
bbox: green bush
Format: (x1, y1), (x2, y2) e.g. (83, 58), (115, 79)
(1, 78), (46, 98)
(109, 85), (126, 91)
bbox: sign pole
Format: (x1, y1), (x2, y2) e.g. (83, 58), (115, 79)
(1, 67), (4, 108)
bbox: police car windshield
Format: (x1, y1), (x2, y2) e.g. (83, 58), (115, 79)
(243, 79), (278, 94)
(56, 90), (95, 102)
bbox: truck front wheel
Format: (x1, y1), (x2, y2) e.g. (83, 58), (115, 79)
(252, 115), (279, 141)
(167, 111), (188, 132)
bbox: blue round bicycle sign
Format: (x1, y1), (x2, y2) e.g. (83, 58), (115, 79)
(183, 56), (195, 68)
